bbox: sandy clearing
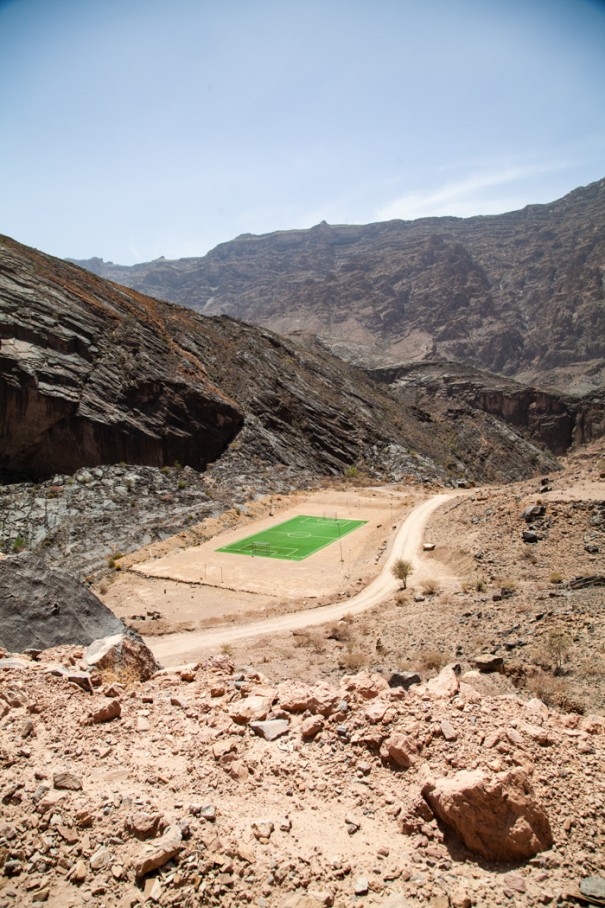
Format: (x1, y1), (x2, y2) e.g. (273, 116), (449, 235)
(147, 490), (461, 664)
(101, 486), (415, 634)
(131, 488), (411, 599)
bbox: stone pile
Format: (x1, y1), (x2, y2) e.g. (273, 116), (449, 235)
(1, 652), (603, 907)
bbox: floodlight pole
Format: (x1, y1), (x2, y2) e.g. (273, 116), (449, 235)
(337, 516), (344, 563)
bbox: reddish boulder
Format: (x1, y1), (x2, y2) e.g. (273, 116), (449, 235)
(422, 768), (553, 861)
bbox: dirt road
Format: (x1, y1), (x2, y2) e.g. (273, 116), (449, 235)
(147, 491), (459, 665)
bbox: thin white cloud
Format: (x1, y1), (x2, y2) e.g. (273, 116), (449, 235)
(376, 161), (567, 222)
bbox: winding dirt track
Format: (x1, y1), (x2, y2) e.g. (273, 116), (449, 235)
(148, 491), (459, 665)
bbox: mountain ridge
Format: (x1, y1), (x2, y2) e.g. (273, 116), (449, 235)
(70, 178), (605, 394)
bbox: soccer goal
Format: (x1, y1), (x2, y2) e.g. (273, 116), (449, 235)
(246, 541), (271, 557)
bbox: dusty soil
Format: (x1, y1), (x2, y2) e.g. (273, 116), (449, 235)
(98, 488), (419, 637)
(95, 442), (605, 718)
(1, 444), (604, 908)
(243, 443), (605, 717)
(1, 652), (604, 908)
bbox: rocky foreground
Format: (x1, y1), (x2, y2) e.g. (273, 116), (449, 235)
(1, 647), (604, 908)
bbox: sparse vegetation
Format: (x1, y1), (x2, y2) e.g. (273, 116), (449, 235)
(107, 551), (124, 570)
(416, 645), (447, 672)
(545, 625), (572, 674)
(526, 669), (585, 714)
(499, 578), (517, 597)
(549, 571), (564, 585)
(391, 558), (413, 589)
(420, 578), (440, 595)
(294, 630), (326, 653)
(11, 536), (26, 554)
(340, 649), (369, 670)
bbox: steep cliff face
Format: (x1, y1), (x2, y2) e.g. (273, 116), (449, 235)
(73, 179), (605, 393)
(0, 236), (243, 478)
(4, 234), (601, 488)
(369, 362), (605, 458)
(0, 235), (447, 483)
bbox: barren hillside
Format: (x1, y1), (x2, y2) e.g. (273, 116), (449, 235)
(72, 179), (605, 394)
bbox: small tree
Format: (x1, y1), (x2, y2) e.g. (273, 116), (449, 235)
(546, 626), (571, 675)
(392, 558), (413, 589)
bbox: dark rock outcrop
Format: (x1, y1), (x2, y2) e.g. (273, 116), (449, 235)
(0, 553), (126, 651)
(369, 361), (605, 456)
(3, 233), (566, 488)
(71, 178), (605, 394)
(0, 236), (243, 478)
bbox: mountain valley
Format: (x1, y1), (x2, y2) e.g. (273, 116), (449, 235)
(1, 183), (605, 908)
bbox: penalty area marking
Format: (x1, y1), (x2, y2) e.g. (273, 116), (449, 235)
(216, 514), (368, 561)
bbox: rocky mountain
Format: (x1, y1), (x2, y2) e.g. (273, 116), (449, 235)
(3, 232), (584, 491)
(7, 230), (605, 576)
(1, 233), (449, 484)
(71, 178), (605, 395)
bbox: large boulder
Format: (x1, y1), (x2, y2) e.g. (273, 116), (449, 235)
(422, 768), (553, 861)
(85, 633), (159, 681)
(0, 554), (126, 652)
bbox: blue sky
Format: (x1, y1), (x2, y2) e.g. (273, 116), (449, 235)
(1, 0), (604, 264)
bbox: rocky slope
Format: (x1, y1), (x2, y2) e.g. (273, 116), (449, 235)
(2, 232), (603, 583)
(0, 554), (128, 652)
(0, 652), (603, 908)
(72, 179), (605, 394)
(1, 233), (450, 483)
(370, 361), (605, 459)
(0, 236), (242, 478)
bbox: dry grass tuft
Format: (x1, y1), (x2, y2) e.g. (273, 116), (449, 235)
(416, 645), (447, 672)
(526, 670), (585, 714)
(420, 578), (440, 596)
(340, 650), (369, 671)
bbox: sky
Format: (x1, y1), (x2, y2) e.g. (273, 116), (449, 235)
(1, 0), (604, 265)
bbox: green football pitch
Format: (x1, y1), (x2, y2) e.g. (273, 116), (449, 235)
(216, 515), (367, 561)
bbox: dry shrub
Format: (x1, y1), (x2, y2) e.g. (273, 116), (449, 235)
(307, 631), (327, 654)
(416, 645), (447, 672)
(293, 630), (326, 653)
(532, 625), (572, 674)
(327, 620), (353, 642)
(421, 578), (440, 596)
(578, 654), (605, 679)
(525, 670), (585, 714)
(341, 650), (369, 671)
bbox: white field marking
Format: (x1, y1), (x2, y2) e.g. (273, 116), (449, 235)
(240, 543), (298, 558)
(297, 517), (363, 537)
(287, 532), (312, 538)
